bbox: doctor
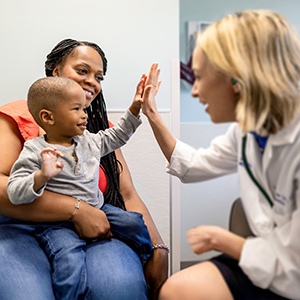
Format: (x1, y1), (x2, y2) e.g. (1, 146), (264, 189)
(142, 9), (300, 300)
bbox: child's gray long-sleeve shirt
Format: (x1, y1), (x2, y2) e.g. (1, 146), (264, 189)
(7, 110), (141, 208)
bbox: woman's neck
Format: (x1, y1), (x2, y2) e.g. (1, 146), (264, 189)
(38, 127), (46, 137)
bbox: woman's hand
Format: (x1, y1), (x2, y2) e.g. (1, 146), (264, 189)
(72, 200), (113, 240)
(188, 225), (246, 260)
(144, 249), (169, 300)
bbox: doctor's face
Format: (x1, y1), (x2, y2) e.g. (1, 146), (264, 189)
(191, 46), (238, 123)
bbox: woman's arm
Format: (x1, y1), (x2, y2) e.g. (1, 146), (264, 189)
(115, 147), (168, 299)
(0, 114), (111, 239)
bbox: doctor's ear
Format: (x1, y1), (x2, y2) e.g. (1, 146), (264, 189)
(232, 78), (241, 95)
(39, 109), (55, 125)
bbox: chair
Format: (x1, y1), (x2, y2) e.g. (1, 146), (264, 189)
(229, 198), (254, 238)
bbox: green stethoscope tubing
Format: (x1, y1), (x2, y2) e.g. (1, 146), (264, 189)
(242, 135), (274, 208)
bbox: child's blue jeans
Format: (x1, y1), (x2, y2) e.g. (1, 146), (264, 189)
(36, 204), (152, 300)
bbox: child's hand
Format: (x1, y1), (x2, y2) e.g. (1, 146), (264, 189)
(40, 146), (64, 180)
(34, 146), (64, 193)
(141, 63), (161, 117)
(129, 74), (147, 117)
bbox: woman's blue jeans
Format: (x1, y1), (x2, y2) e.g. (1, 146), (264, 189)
(0, 207), (149, 300)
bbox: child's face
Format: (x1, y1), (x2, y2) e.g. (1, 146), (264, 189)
(53, 84), (88, 138)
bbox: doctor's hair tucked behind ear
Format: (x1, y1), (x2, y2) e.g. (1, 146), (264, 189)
(197, 9), (300, 135)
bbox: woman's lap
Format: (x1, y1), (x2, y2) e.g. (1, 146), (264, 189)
(85, 238), (148, 300)
(0, 219), (55, 300)
(0, 217), (147, 300)
(210, 254), (290, 300)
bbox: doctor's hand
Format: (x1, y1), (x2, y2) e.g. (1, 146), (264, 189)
(188, 225), (220, 254)
(141, 63), (161, 117)
(188, 225), (246, 260)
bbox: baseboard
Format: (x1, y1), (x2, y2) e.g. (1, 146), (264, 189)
(180, 260), (201, 270)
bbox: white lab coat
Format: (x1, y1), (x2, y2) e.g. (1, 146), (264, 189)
(167, 113), (300, 299)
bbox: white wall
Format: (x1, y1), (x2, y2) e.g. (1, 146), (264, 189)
(1, 0), (180, 269)
(180, 123), (240, 262)
(108, 112), (171, 254)
(1, 0), (179, 109)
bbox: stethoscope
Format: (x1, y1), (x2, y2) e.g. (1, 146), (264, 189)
(242, 135), (274, 209)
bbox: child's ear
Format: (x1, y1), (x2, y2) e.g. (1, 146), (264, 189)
(39, 109), (55, 125)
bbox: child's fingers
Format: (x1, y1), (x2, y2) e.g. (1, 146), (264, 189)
(136, 74), (146, 92)
(40, 147), (64, 159)
(143, 85), (153, 100)
(56, 161), (64, 169)
(41, 146), (57, 154)
(139, 74), (146, 82)
(41, 148), (54, 157)
(135, 97), (144, 104)
(138, 76), (145, 87)
(54, 150), (64, 158)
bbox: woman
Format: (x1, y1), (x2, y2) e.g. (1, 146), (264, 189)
(0, 39), (168, 300)
(142, 10), (300, 300)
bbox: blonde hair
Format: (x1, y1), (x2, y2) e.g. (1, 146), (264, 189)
(197, 9), (300, 135)
(27, 77), (79, 126)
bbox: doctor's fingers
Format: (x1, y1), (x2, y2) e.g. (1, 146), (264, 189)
(146, 63), (159, 86)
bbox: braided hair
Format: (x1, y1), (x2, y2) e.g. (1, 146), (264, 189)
(45, 38), (125, 210)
